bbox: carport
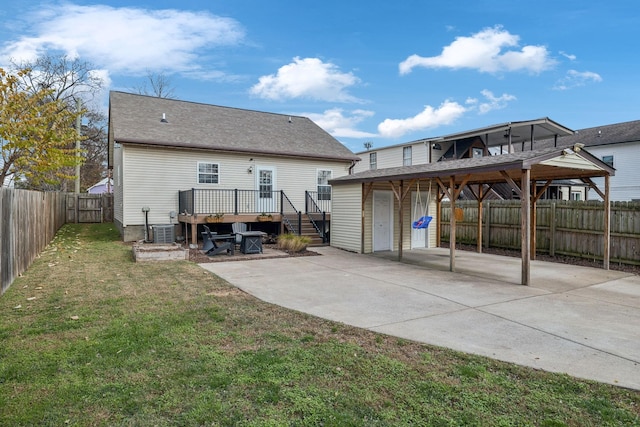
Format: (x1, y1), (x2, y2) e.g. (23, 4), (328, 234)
(330, 144), (614, 286)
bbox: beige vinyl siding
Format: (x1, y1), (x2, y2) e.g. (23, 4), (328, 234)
(361, 181), (438, 253)
(353, 142), (432, 174)
(113, 143), (124, 224)
(120, 145), (352, 226)
(330, 183), (362, 253)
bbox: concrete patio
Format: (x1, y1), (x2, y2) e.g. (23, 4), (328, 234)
(199, 246), (640, 390)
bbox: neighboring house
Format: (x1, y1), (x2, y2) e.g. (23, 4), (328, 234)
(108, 91), (359, 242)
(86, 177), (113, 194)
(521, 120), (640, 202)
(354, 118), (576, 200)
(332, 118), (579, 254)
(352, 139), (433, 174)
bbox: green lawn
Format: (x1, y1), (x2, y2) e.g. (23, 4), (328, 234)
(1, 223), (639, 426)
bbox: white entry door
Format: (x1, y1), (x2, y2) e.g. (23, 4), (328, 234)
(411, 191), (430, 249)
(373, 191), (393, 251)
(256, 166), (277, 213)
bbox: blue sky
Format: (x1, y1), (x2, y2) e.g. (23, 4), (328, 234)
(1, 1), (638, 152)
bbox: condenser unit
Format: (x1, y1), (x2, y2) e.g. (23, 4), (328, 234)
(153, 224), (175, 244)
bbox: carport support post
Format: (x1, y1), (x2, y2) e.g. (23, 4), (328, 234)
(604, 174), (610, 270)
(477, 184), (483, 254)
(521, 169), (531, 285)
(449, 175), (456, 272)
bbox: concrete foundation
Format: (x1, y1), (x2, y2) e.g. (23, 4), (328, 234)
(132, 242), (188, 262)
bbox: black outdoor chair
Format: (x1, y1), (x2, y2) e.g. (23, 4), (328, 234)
(201, 225), (234, 256)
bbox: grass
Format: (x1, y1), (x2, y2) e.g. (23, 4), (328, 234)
(1, 223), (639, 426)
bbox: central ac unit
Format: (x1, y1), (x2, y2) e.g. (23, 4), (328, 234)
(153, 224), (175, 244)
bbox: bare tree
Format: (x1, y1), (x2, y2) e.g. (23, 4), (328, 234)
(133, 71), (177, 99)
(11, 55), (104, 105)
(9, 55), (107, 191)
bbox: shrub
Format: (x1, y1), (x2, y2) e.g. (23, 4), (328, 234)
(277, 233), (311, 253)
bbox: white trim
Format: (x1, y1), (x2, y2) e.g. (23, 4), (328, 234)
(197, 161), (220, 185)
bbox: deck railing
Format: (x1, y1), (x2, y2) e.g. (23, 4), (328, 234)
(281, 191), (301, 234)
(305, 191), (328, 243)
(305, 190), (331, 214)
(179, 189), (283, 215)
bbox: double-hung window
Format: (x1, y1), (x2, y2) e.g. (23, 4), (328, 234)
(317, 169), (332, 200)
(602, 155), (614, 168)
(403, 146), (412, 166)
(370, 152), (377, 170)
(197, 162), (219, 184)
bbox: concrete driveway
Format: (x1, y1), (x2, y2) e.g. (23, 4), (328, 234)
(199, 246), (640, 390)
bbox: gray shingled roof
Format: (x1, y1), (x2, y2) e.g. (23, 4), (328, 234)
(330, 145), (613, 185)
(521, 119), (640, 150)
(108, 91), (359, 162)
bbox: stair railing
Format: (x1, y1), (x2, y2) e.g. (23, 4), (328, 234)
(305, 191), (327, 243)
(280, 191), (301, 235)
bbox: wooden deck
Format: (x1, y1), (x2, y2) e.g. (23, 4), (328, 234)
(179, 213), (283, 244)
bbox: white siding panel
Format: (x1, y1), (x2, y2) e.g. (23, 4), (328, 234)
(353, 142), (433, 174)
(113, 144), (124, 223)
(330, 183), (362, 253)
(358, 181), (438, 253)
(121, 145), (352, 226)
(586, 142), (640, 201)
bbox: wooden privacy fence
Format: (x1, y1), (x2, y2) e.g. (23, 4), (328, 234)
(441, 200), (640, 266)
(1, 189), (67, 295)
(1, 191), (113, 295)
(66, 193), (113, 223)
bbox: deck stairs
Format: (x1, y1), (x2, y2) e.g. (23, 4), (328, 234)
(283, 214), (328, 246)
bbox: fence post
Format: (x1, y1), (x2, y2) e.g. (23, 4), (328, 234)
(484, 200), (490, 249)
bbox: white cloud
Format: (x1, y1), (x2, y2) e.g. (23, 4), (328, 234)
(553, 69), (602, 90)
(399, 26), (556, 75)
(476, 89), (516, 114)
(304, 108), (377, 138)
(559, 51), (577, 61)
(377, 100), (467, 138)
(1, 4), (244, 76)
(250, 57), (361, 102)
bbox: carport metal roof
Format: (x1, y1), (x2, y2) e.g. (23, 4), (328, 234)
(432, 117), (574, 147)
(331, 145), (615, 286)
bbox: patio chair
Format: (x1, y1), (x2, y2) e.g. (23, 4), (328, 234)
(202, 225), (234, 256)
(231, 222), (248, 246)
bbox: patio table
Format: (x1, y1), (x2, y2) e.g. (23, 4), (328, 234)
(236, 231), (266, 254)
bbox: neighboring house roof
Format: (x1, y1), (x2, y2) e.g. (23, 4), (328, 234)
(108, 91), (359, 167)
(330, 145), (613, 186)
(435, 117), (574, 147)
(516, 119), (640, 151)
(355, 117), (574, 156)
(87, 177), (113, 193)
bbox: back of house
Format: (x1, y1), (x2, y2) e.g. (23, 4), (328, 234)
(108, 91), (359, 242)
